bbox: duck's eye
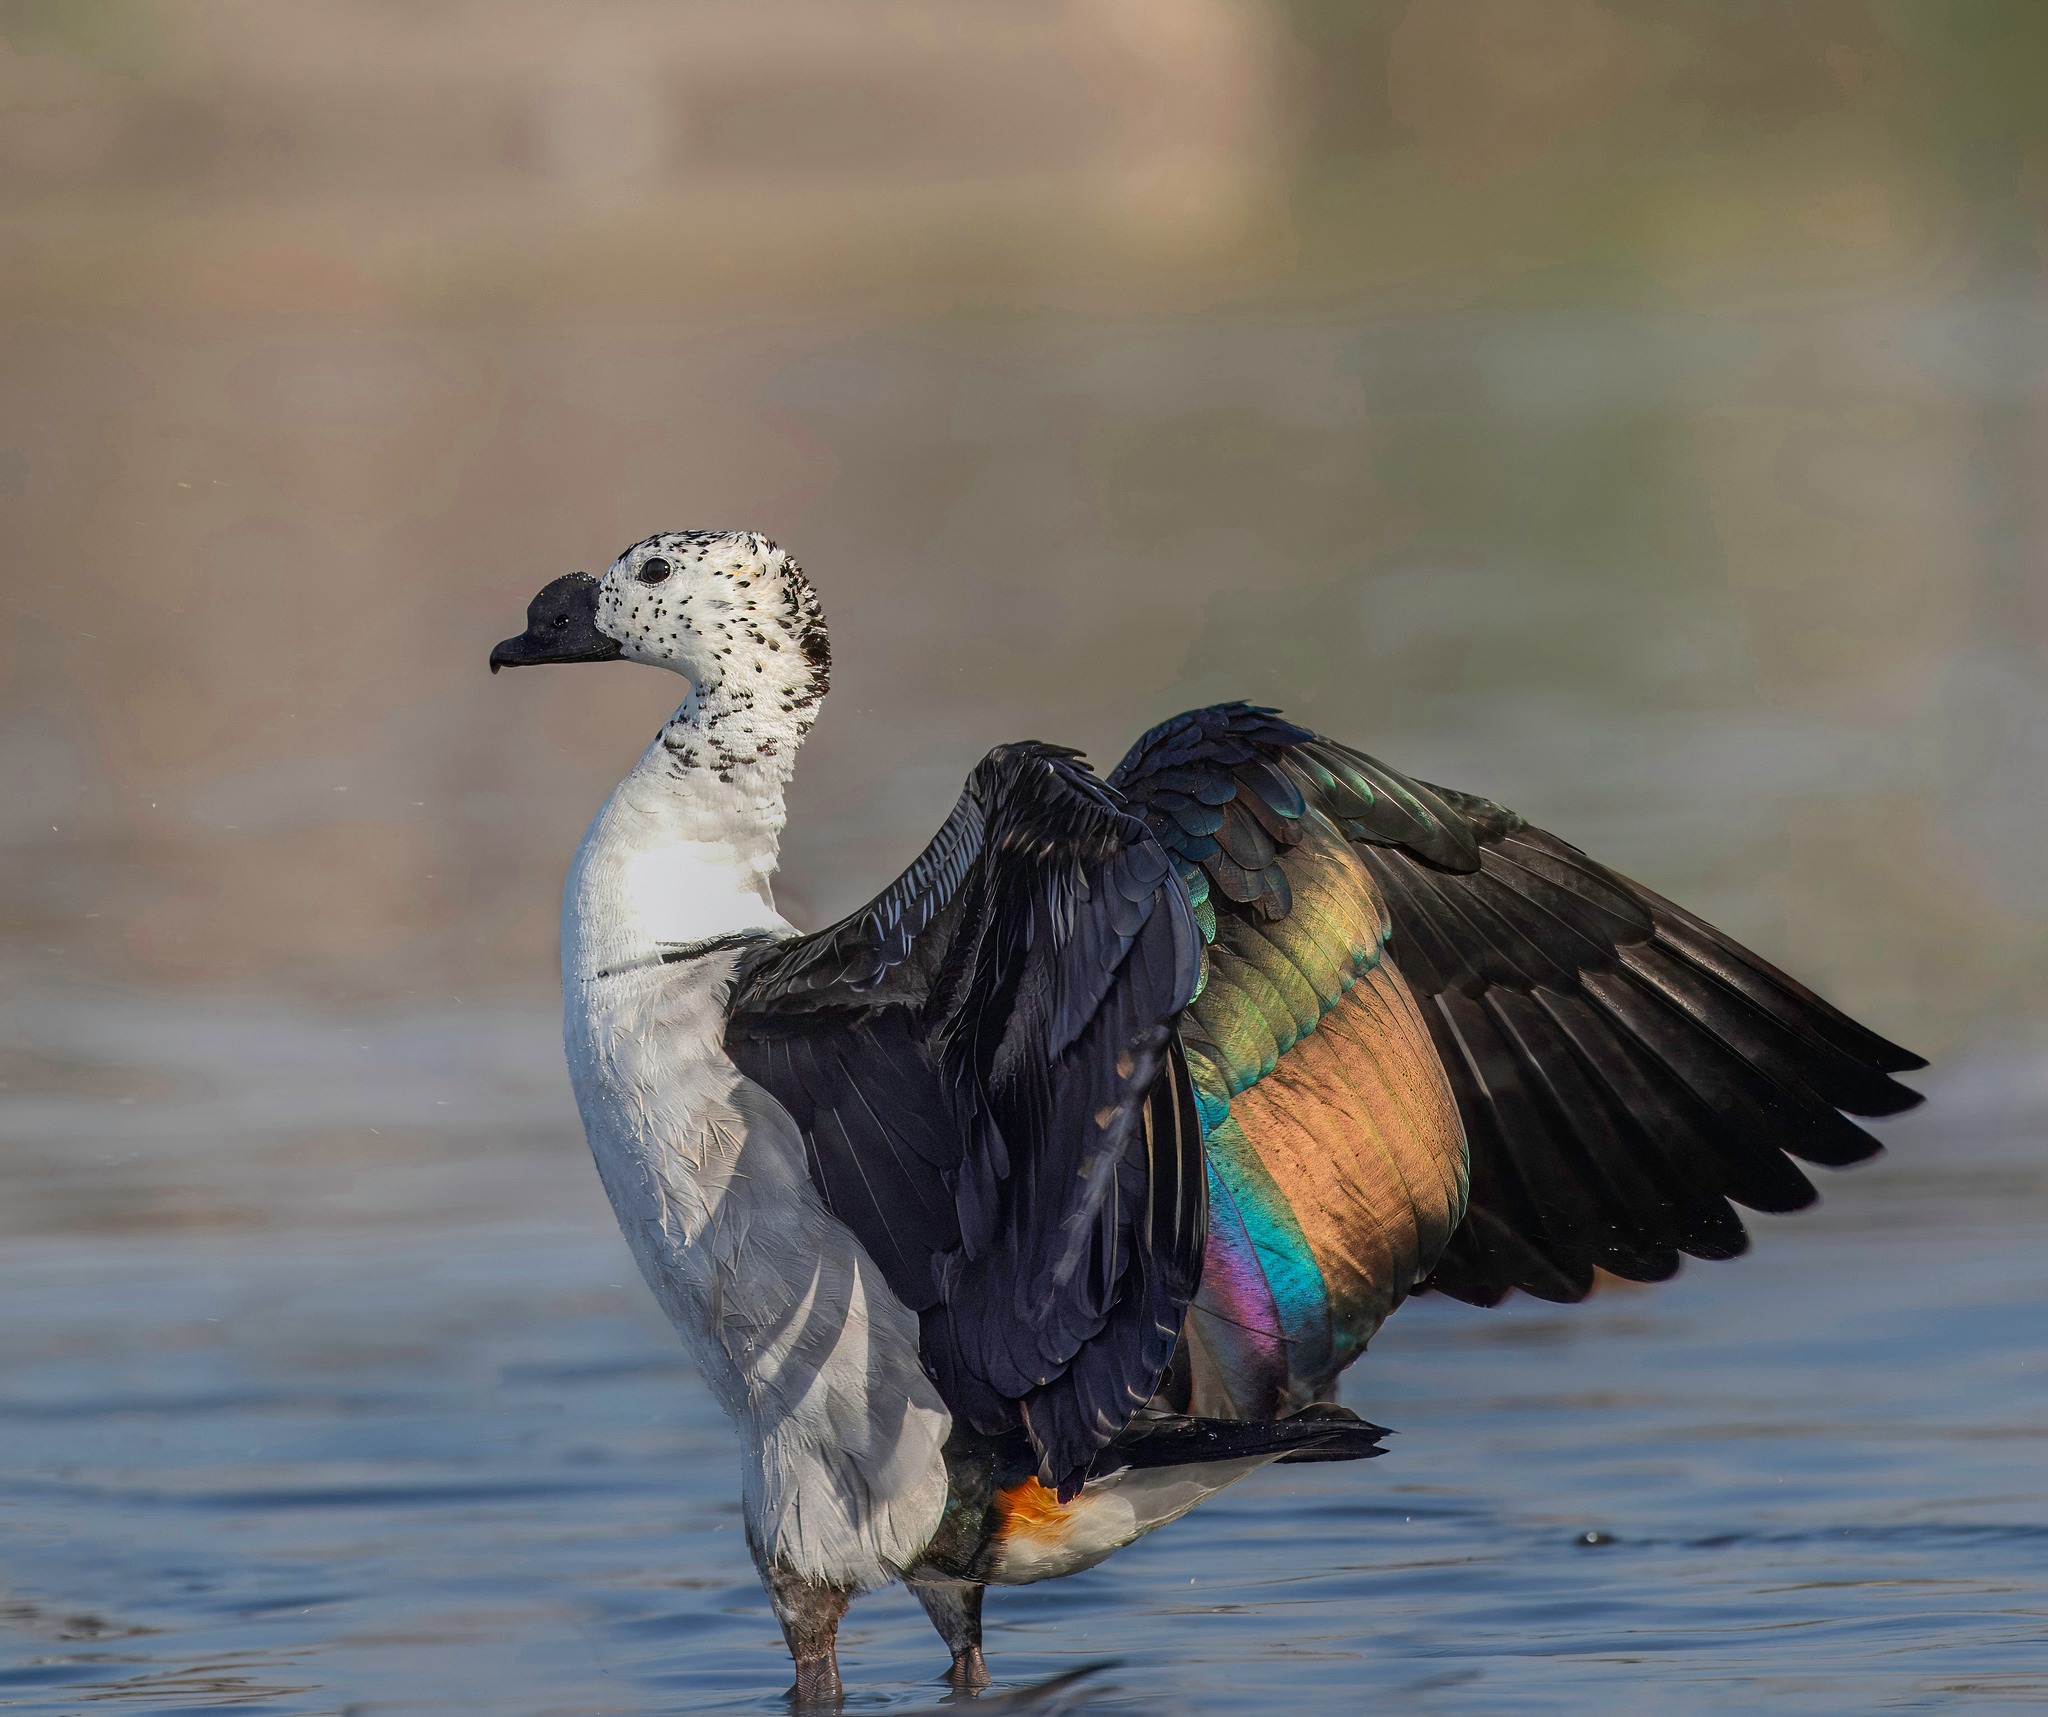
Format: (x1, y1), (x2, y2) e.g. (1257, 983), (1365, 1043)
(637, 558), (672, 585)
(552, 613), (571, 629)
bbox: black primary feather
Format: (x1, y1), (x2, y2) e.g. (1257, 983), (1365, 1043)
(1361, 814), (1924, 1304)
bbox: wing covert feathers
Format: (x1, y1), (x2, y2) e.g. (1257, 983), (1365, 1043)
(1114, 708), (1470, 1415)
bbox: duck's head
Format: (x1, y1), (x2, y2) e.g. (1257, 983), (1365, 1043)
(489, 530), (830, 711)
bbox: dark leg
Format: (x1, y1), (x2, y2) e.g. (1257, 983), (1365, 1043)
(753, 1547), (853, 1707)
(909, 1577), (990, 1691)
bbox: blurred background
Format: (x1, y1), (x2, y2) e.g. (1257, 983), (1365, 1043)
(2, 4), (2045, 1712)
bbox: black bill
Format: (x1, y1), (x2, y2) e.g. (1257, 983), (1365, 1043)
(489, 573), (624, 673)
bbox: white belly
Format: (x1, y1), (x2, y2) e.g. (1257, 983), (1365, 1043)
(564, 948), (950, 1590)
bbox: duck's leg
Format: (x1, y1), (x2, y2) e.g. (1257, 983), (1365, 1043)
(757, 1555), (853, 1707)
(908, 1577), (990, 1691)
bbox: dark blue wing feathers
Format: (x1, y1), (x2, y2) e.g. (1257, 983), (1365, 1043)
(727, 742), (1205, 1490)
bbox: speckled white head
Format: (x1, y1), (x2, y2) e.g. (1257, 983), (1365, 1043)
(595, 530), (829, 715)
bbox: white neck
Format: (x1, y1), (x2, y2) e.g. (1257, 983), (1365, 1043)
(561, 672), (813, 985)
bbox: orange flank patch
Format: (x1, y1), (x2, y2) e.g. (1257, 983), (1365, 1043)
(992, 1477), (1077, 1551)
(984, 1465), (1242, 1585)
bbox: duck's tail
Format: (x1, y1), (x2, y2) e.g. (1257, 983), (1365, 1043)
(1087, 1403), (1389, 1483)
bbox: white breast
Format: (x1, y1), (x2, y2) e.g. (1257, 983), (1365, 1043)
(560, 754), (791, 981)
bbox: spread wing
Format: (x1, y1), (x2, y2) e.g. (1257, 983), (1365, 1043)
(725, 743), (1206, 1492)
(1110, 704), (1924, 1416)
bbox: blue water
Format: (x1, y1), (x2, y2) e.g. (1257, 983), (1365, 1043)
(1, 990), (2043, 1713)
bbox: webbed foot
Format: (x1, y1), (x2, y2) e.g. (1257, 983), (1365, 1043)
(945, 1643), (991, 1692)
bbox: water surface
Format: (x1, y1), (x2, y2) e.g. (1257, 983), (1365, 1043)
(0, 988), (2041, 1714)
